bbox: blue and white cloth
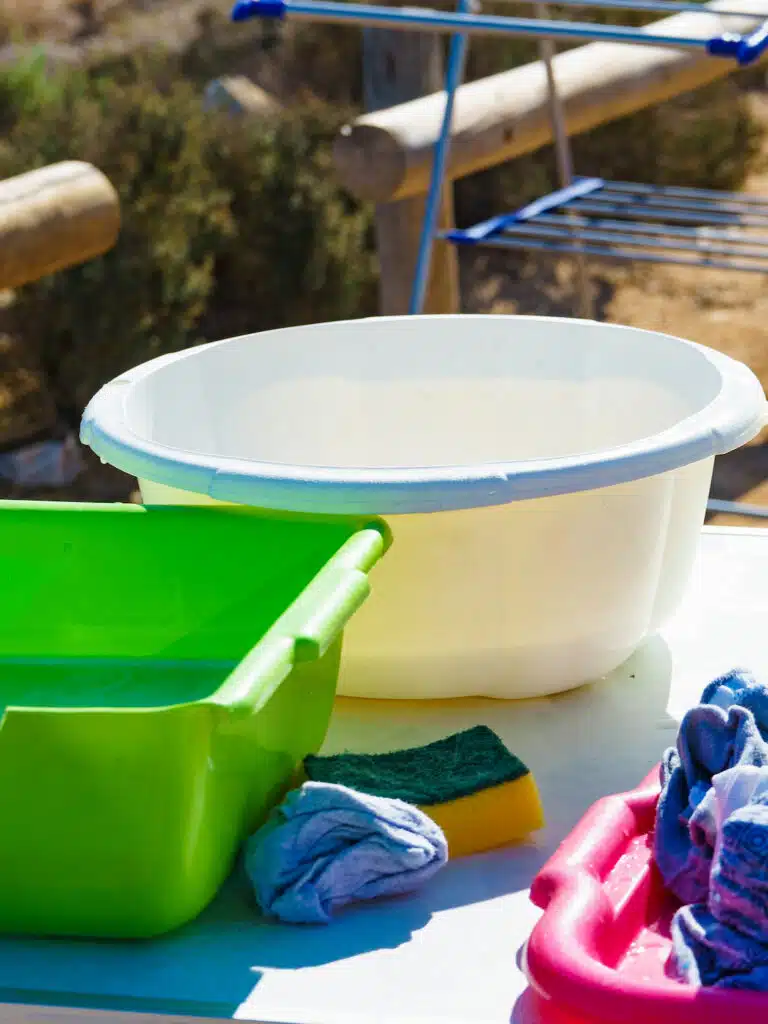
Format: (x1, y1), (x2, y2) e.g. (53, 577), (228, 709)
(670, 770), (768, 989)
(244, 781), (448, 924)
(655, 670), (768, 989)
(655, 669), (768, 905)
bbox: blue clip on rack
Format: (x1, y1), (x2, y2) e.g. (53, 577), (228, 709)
(707, 19), (768, 62)
(233, 0), (286, 17)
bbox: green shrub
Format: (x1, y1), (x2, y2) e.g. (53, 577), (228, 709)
(0, 53), (376, 421)
(201, 95), (376, 342)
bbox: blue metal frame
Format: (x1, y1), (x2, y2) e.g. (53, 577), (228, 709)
(447, 177), (605, 243)
(708, 19), (768, 61)
(445, 177), (768, 273)
(231, 0), (768, 61)
(409, 0), (472, 315)
(234, 0), (768, 21)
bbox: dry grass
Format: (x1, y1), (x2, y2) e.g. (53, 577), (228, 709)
(0, 0), (155, 45)
(0, 0), (76, 42)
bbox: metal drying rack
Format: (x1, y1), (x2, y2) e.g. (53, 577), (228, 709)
(232, 0), (768, 521)
(446, 178), (768, 276)
(231, 0), (768, 309)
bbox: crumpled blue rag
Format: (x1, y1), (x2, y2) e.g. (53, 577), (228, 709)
(655, 669), (768, 905)
(653, 669), (768, 988)
(244, 780), (448, 924)
(670, 766), (768, 989)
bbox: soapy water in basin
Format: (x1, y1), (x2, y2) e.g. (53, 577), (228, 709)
(620, 913), (677, 984)
(0, 658), (233, 713)
(124, 317), (723, 470)
(599, 833), (681, 984)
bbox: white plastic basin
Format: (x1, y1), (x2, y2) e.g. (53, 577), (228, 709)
(81, 315), (767, 699)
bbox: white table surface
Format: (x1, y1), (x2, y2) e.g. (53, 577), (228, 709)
(2, 526), (768, 1024)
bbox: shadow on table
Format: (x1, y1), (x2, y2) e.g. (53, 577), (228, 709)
(506, 633), (676, 1024)
(211, 631), (677, 979)
(0, 874), (272, 1017)
(0, 842), (531, 1017)
(238, 841), (546, 971)
(511, 986), (576, 1023)
(0, 633), (676, 1018)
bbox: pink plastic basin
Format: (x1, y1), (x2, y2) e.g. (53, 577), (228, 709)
(525, 770), (768, 1024)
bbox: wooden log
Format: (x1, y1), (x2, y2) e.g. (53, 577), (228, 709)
(363, 27), (460, 314)
(335, 0), (768, 202)
(203, 76), (282, 116)
(0, 162), (120, 290)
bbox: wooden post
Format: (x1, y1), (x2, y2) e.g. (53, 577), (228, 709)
(0, 162), (120, 291)
(363, 29), (460, 315)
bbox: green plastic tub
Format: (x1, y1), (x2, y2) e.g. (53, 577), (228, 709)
(0, 500), (388, 939)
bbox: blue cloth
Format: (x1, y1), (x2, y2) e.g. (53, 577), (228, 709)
(655, 669), (768, 904)
(244, 781), (448, 924)
(671, 794), (768, 989)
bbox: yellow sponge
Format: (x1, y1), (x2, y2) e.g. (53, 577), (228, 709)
(420, 772), (544, 858)
(304, 726), (544, 858)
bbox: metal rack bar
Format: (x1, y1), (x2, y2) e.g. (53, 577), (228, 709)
(707, 499), (768, 518)
(447, 177), (768, 274)
(232, 0), (768, 59)
(590, 179), (768, 206)
(532, 213), (768, 244)
(572, 192), (768, 220)
(485, 221), (768, 258)
(568, 200), (768, 226)
(451, 177), (605, 241)
(445, 231), (768, 271)
(585, 192), (768, 214)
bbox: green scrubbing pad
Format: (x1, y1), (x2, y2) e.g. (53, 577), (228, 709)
(303, 725), (528, 804)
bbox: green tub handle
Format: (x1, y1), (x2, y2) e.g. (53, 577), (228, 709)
(212, 527), (385, 718)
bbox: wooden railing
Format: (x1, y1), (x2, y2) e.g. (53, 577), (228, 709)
(0, 161), (120, 291)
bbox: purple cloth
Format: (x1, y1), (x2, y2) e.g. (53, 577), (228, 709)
(655, 669), (768, 905)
